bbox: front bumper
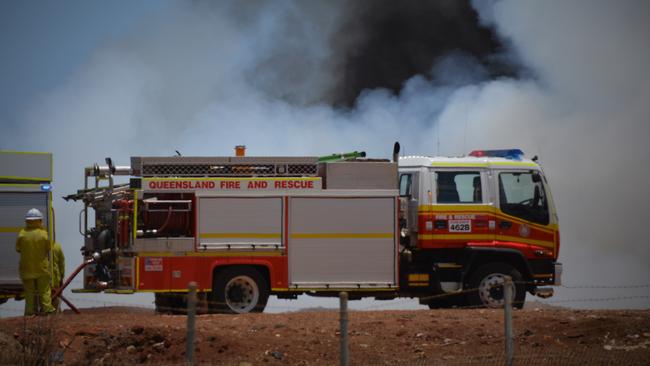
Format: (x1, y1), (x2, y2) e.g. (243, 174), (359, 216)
(529, 259), (562, 285)
(528, 260), (562, 298)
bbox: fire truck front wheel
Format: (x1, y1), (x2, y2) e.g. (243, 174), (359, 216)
(467, 263), (526, 309)
(211, 266), (269, 314)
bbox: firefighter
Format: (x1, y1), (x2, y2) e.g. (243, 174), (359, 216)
(15, 208), (55, 315)
(51, 242), (65, 311)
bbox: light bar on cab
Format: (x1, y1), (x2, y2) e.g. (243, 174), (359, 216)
(469, 149), (524, 160)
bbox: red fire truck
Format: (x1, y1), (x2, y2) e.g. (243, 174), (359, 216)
(65, 145), (561, 313)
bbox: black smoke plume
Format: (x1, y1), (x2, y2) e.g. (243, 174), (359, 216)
(331, 0), (518, 106)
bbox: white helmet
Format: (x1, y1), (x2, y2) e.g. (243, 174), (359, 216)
(25, 208), (44, 221)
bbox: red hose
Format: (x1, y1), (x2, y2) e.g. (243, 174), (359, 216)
(51, 257), (95, 302)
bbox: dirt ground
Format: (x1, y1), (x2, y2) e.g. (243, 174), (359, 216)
(1, 306), (649, 365)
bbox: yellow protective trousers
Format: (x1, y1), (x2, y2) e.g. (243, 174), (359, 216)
(22, 276), (54, 315)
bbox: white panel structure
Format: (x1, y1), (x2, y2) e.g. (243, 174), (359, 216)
(0, 192), (49, 285)
(198, 197), (282, 250)
(289, 197), (396, 288)
(0, 152), (52, 181)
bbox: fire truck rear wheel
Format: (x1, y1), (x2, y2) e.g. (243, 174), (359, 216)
(467, 263), (526, 309)
(211, 267), (269, 314)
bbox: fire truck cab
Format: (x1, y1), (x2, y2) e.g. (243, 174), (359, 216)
(398, 149), (561, 308)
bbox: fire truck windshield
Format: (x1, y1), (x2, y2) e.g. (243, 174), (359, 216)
(498, 172), (549, 225)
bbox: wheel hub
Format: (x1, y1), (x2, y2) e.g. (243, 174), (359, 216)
(227, 285), (245, 303)
(224, 275), (260, 313)
(478, 273), (513, 308)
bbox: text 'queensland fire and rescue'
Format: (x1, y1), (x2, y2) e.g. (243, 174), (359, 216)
(146, 179), (317, 190)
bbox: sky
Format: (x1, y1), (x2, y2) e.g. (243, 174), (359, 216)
(1, 0), (649, 316)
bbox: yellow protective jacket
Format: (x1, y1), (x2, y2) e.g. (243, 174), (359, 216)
(52, 242), (65, 286)
(15, 226), (51, 279)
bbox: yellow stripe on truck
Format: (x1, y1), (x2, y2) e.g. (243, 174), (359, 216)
(135, 251), (283, 257)
(417, 205), (559, 233)
(291, 233), (393, 239)
(0, 175), (51, 182)
(430, 161), (538, 168)
(418, 234), (555, 248)
(132, 190), (138, 242)
(186, 251), (282, 257)
(199, 233), (281, 239)
(200, 232), (393, 240)
(0, 227), (22, 233)
(418, 204), (491, 212)
(0, 183), (42, 188)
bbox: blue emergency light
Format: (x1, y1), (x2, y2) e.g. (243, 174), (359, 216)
(40, 184), (52, 192)
(469, 149), (524, 160)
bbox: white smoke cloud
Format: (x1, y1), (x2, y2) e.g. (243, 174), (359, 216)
(1, 0), (648, 314)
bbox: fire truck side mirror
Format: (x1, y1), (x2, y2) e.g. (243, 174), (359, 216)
(399, 174), (412, 198)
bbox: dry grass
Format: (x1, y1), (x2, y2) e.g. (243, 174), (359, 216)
(0, 315), (61, 366)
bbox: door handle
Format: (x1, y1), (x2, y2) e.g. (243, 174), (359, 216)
(500, 220), (512, 229)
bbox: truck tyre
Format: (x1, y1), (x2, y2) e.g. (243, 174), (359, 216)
(154, 293), (170, 313)
(211, 267), (269, 314)
(467, 263), (526, 309)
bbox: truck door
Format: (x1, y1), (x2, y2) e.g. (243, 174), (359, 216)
(419, 169), (493, 249)
(495, 170), (556, 252)
(197, 196), (283, 251)
(288, 196), (397, 289)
